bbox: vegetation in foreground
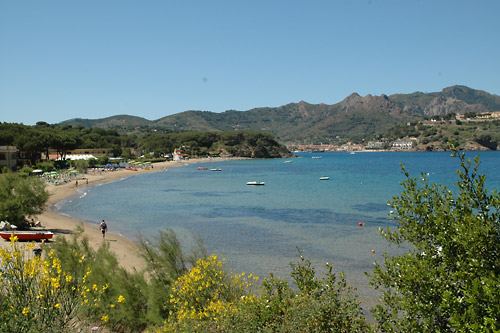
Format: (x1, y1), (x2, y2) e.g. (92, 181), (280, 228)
(370, 149), (500, 331)
(0, 149), (499, 331)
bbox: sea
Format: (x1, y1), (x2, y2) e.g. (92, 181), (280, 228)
(55, 151), (500, 306)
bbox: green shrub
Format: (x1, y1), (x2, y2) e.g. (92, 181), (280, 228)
(370, 149), (500, 331)
(51, 226), (149, 332)
(217, 249), (368, 332)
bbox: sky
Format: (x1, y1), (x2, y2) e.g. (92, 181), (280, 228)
(1, 0), (499, 125)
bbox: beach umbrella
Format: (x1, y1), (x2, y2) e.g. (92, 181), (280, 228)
(32, 169), (43, 173)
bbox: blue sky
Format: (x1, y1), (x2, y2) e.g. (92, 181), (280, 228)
(1, 0), (499, 125)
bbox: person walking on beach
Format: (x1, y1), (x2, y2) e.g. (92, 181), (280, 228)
(99, 220), (108, 239)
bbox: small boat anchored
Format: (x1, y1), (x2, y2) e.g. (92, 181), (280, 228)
(246, 181), (265, 186)
(210, 168), (222, 171)
(0, 231), (54, 241)
(319, 177), (329, 180)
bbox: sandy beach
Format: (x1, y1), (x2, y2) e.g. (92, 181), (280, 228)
(0, 158), (224, 272)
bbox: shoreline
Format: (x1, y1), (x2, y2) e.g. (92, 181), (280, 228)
(0, 158), (233, 272)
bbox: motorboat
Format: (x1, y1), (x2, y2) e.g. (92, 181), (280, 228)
(246, 181), (265, 186)
(319, 177), (329, 180)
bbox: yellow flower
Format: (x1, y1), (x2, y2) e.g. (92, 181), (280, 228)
(22, 307), (29, 316)
(9, 235), (18, 246)
(101, 315), (109, 322)
(117, 295), (125, 303)
(54, 303), (61, 309)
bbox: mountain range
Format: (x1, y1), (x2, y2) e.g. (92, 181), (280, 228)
(60, 85), (500, 144)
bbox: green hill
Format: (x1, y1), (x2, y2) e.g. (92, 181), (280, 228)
(60, 115), (153, 130)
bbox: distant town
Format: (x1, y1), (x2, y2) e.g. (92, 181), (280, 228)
(289, 111), (500, 153)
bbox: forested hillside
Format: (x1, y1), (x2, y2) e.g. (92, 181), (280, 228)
(0, 122), (292, 162)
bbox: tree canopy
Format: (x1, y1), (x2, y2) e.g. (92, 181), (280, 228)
(0, 172), (49, 228)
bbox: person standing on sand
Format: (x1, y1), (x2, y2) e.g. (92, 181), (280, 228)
(99, 220), (108, 239)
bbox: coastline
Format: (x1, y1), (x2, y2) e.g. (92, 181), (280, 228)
(0, 158), (231, 272)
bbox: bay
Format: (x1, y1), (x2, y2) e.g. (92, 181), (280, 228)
(55, 151), (500, 305)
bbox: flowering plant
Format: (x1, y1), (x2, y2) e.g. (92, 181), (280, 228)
(0, 238), (106, 331)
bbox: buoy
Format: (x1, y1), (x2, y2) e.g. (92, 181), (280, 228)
(371, 249), (375, 254)
(358, 222), (364, 227)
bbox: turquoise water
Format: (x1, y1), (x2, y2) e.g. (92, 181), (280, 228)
(55, 151), (500, 303)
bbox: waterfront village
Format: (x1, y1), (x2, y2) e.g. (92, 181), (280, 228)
(289, 111), (500, 153)
(287, 140), (414, 153)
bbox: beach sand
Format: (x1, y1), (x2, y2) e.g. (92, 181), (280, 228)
(0, 158), (225, 272)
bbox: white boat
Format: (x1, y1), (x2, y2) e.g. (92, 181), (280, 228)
(312, 156), (322, 159)
(210, 168), (222, 171)
(319, 177), (329, 180)
(284, 160), (292, 163)
(246, 181), (265, 186)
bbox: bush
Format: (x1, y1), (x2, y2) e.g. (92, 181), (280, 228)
(217, 249), (368, 332)
(0, 236), (106, 331)
(51, 226), (150, 332)
(370, 148), (500, 331)
(160, 254), (259, 331)
(139, 229), (191, 322)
